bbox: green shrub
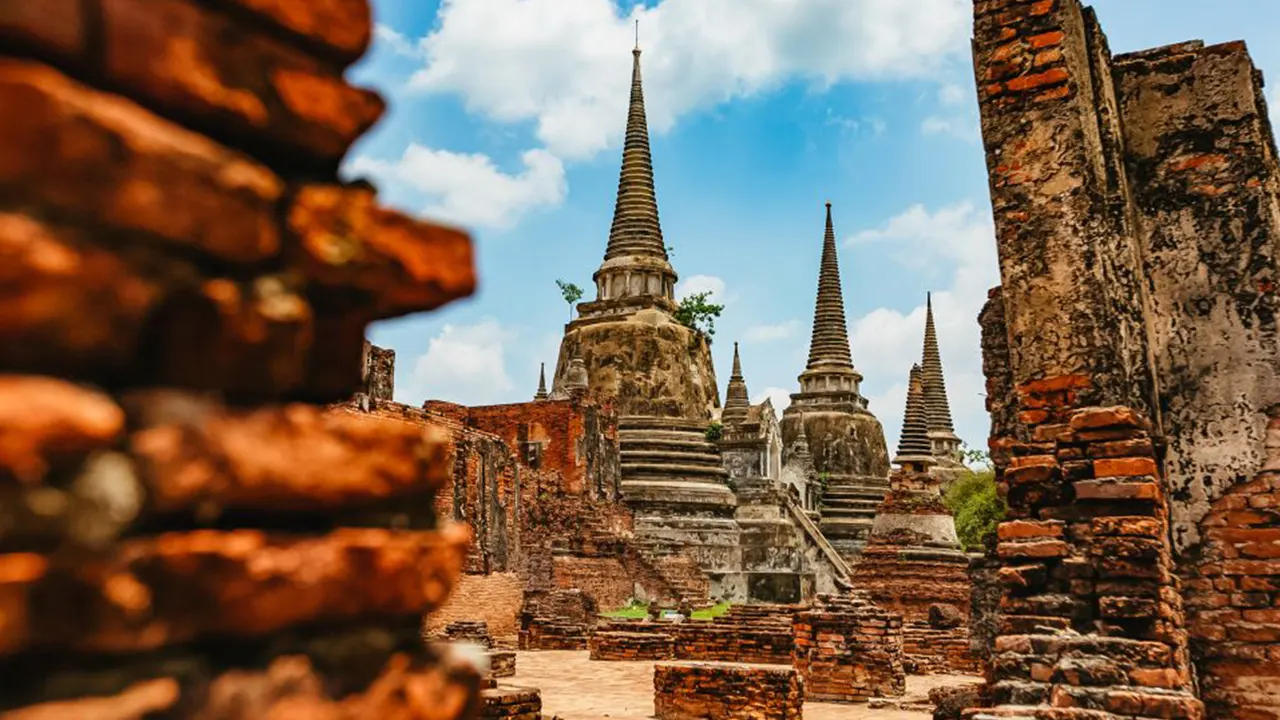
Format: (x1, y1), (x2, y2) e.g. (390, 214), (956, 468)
(944, 466), (1005, 551)
(705, 422), (723, 442)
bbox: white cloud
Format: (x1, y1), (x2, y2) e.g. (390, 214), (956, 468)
(846, 203), (999, 452)
(375, 24), (420, 58)
(744, 320), (801, 343)
(938, 83), (966, 106)
(754, 387), (793, 417)
(404, 0), (970, 160)
(921, 115), (978, 141)
(347, 145), (566, 230)
(675, 274), (728, 304)
(408, 319), (516, 405)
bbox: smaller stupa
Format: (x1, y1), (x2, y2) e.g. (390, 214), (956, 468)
(853, 364), (973, 672)
(920, 293), (965, 479)
(533, 362), (549, 401)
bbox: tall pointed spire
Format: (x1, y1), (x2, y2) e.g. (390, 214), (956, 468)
(603, 43), (667, 263)
(534, 362), (549, 401)
(920, 293), (956, 435)
(894, 364), (935, 468)
(805, 203), (855, 371)
(722, 342), (751, 426)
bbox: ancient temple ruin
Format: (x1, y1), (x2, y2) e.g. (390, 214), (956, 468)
(972, 0), (1280, 717)
(780, 203), (893, 559)
(921, 294), (966, 480)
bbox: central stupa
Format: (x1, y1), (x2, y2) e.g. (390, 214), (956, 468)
(780, 203), (891, 559)
(551, 43), (741, 597)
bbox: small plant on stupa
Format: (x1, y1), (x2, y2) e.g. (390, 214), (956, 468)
(675, 291), (724, 337)
(555, 279), (584, 320)
(704, 421), (723, 442)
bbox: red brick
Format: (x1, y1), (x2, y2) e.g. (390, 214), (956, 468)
(1070, 406), (1147, 431)
(1074, 480), (1160, 501)
(1006, 67), (1070, 93)
(286, 185), (477, 319)
(1092, 516), (1162, 537)
(0, 0), (85, 61)
(1018, 374), (1091, 395)
(102, 0), (385, 164)
(127, 391), (452, 513)
(143, 276), (314, 396)
(0, 212), (165, 378)
(0, 376), (124, 485)
(3, 524), (471, 656)
(1028, 30), (1065, 49)
(1018, 409), (1049, 424)
(1089, 438), (1155, 458)
(1094, 456), (1158, 478)
(208, 0), (373, 65)
(998, 539), (1069, 559)
(1030, 0), (1055, 15)
(1004, 463), (1059, 486)
(0, 59), (282, 264)
(999, 520), (1065, 540)
(1033, 48), (1064, 67)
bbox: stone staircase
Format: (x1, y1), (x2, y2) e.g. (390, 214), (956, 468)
(618, 416), (730, 487)
(818, 475), (891, 558)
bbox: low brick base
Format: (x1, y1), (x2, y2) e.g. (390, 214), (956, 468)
(793, 594), (906, 702)
(673, 623), (794, 665)
(481, 685), (542, 720)
(903, 622), (982, 675)
(590, 631), (675, 661)
(653, 662), (803, 720)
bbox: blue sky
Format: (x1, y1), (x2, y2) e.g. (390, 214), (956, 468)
(346, 0), (1280, 453)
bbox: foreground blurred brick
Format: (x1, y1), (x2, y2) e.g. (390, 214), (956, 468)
(0, 0), (480, 715)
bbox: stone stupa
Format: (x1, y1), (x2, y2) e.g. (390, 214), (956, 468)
(780, 203), (891, 559)
(550, 42), (741, 598)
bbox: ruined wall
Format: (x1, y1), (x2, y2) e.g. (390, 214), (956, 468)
(450, 397), (621, 501)
(362, 340), (396, 401)
(1113, 40), (1280, 554)
(0, 0), (482, 714)
(973, 1), (1280, 718)
(424, 573), (527, 648)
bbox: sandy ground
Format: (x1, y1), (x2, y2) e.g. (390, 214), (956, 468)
(504, 650), (980, 720)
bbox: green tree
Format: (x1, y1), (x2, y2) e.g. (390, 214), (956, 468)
(959, 443), (992, 468)
(675, 291), (724, 337)
(943, 465), (1005, 551)
(555, 279), (584, 320)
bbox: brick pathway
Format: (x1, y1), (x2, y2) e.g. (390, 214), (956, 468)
(506, 651), (979, 720)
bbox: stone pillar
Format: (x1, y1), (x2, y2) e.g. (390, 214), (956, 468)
(973, 1), (1202, 716)
(1113, 40), (1280, 555)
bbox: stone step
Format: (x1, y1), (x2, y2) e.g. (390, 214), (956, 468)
(621, 462), (730, 479)
(622, 449), (725, 467)
(822, 498), (883, 511)
(618, 416), (708, 432)
(822, 487), (890, 500)
(621, 437), (721, 453)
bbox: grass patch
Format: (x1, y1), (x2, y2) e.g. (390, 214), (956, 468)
(601, 600), (733, 620)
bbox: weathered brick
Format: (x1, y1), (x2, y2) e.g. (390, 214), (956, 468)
(0, 376), (124, 485)
(998, 539), (1069, 559)
(1094, 456), (1159, 478)
(143, 275), (314, 396)
(205, 0), (373, 65)
(286, 185), (477, 318)
(0, 59), (282, 264)
(999, 520), (1065, 540)
(1070, 406), (1147, 431)
(2, 524), (471, 656)
(0, 212), (165, 378)
(0, 0), (85, 62)
(1075, 480), (1160, 501)
(127, 391), (451, 514)
(103, 0), (384, 164)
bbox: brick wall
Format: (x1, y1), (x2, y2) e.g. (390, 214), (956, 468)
(424, 573), (526, 648)
(0, 0), (483, 714)
(554, 556), (636, 611)
(654, 662), (803, 720)
(792, 594), (906, 703)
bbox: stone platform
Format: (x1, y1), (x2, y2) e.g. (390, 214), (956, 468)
(654, 662), (803, 720)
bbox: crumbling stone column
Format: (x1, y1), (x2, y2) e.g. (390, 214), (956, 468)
(0, 0), (482, 715)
